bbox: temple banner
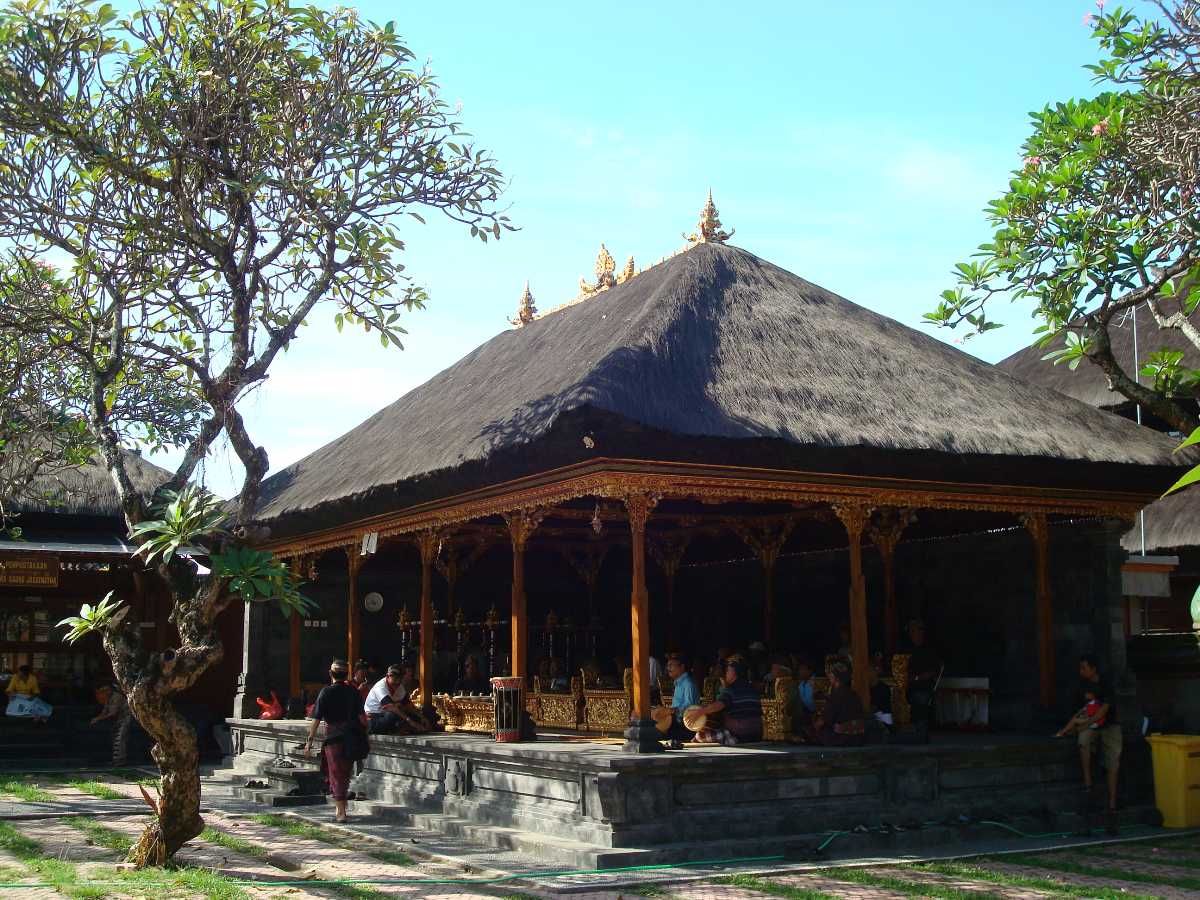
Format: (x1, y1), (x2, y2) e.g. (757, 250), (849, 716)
(0, 556), (59, 588)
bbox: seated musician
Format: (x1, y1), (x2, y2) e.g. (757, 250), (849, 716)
(868, 657), (893, 726)
(548, 657), (569, 692)
(652, 654), (699, 748)
(905, 619), (942, 731)
(790, 656), (818, 727)
(453, 655), (489, 695)
(692, 657), (762, 746)
(813, 662), (865, 746)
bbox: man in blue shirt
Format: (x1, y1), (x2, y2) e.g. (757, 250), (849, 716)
(659, 654), (699, 747)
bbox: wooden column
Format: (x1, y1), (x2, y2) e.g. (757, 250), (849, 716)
(735, 521), (795, 646)
(504, 510), (544, 679)
(869, 508), (913, 659)
(649, 537), (689, 648)
(346, 549), (362, 667)
(289, 613), (301, 697)
(1024, 513), (1055, 707)
(835, 503), (873, 710)
(623, 492), (662, 752)
(417, 531), (439, 710)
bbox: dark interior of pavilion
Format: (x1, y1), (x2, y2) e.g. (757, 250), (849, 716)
(257, 495), (1121, 734)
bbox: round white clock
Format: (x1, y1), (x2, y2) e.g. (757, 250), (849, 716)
(362, 591), (384, 613)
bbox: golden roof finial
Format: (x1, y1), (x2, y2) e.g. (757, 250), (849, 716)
(578, 243), (617, 298)
(508, 281), (537, 327)
(617, 255), (636, 284)
(685, 189), (735, 245)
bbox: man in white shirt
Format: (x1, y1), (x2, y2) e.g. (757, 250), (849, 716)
(365, 665), (409, 734)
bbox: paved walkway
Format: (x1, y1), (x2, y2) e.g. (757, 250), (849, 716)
(0, 769), (1197, 898)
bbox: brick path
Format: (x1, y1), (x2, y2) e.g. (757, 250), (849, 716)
(981, 859), (1193, 900)
(870, 866), (1056, 898)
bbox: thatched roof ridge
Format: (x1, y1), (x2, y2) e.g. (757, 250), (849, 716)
(6, 450), (172, 519)
(253, 243), (1180, 527)
(996, 305), (1200, 411)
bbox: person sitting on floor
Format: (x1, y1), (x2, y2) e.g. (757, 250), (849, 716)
(868, 659), (893, 727)
(453, 655), (490, 695)
(653, 654), (700, 748)
(364, 665), (422, 734)
(5, 664), (50, 723)
(790, 656), (818, 730)
(693, 657), (762, 746)
(548, 657), (570, 692)
(905, 619), (942, 735)
(812, 662), (865, 746)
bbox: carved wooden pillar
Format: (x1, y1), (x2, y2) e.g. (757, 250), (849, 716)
(1023, 513), (1055, 707)
(834, 503), (873, 710)
(436, 536), (491, 621)
(417, 531), (439, 710)
(346, 549), (362, 668)
(504, 510), (544, 680)
(869, 508), (914, 659)
(624, 492), (662, 753)
(649, 537), (689, 648)
(735, 521), (795, 645)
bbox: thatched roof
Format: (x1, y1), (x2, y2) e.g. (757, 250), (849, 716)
(996, 305), (1200, 412)
(6, 450), (172, 519)
(254, 243), (1182, 533)
(995, 307), (1200, 553)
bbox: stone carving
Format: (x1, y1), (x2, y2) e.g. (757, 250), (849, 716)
(445, 756), (467, 795)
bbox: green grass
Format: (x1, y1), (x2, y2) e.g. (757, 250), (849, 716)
(251, 813), (411, 866)
(1002, 852), (1200, 891)
(202, 825), (268, 858)
(920, 860), (1158, 900)
(63, 780), (125, 800)
(624, 886), (670, 897)
(811, 866), (1009, 900)
(86, 863), (250, 900)
(0, 820), (110, 899)
(1086, 842), (1200, 870)
(63, 817), (133, 853)
(718, 874), (833, 899)
(0, 779), (54, 802)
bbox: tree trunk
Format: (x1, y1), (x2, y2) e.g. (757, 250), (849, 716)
(103, 576), (228, 867)
(125, 687), (204, 866)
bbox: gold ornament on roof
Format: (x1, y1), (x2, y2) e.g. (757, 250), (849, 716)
(508, 281), (537, 328)
(617, 255), (636, 284)
(685, 189), (735, 244)
(577, 243), (617, 298)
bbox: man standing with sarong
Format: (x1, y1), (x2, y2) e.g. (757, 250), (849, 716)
(303, 660), (364, 823)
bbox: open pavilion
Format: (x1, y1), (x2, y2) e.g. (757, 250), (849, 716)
(227, 200), (1182, 861)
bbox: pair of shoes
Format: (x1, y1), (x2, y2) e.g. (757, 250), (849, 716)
(244, 779), (267, 789)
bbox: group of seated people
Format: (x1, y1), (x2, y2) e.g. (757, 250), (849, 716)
(650, 619), (942, 749)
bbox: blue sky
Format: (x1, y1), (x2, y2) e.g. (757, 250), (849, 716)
(158, 0), (1129, 496)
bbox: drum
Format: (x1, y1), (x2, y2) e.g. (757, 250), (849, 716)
(491, 676), (524, 742)
(682, 705), (707, 732)
(651, 706), (673, 733)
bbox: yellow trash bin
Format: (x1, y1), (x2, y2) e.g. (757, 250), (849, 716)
(1146, 734), (1200, 828)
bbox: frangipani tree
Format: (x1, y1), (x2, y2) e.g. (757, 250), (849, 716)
(928, 1), (1200, 489)
(0, 0), (510, 865)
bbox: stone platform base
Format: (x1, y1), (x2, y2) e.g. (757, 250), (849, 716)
(226, 718), (1158, 867)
